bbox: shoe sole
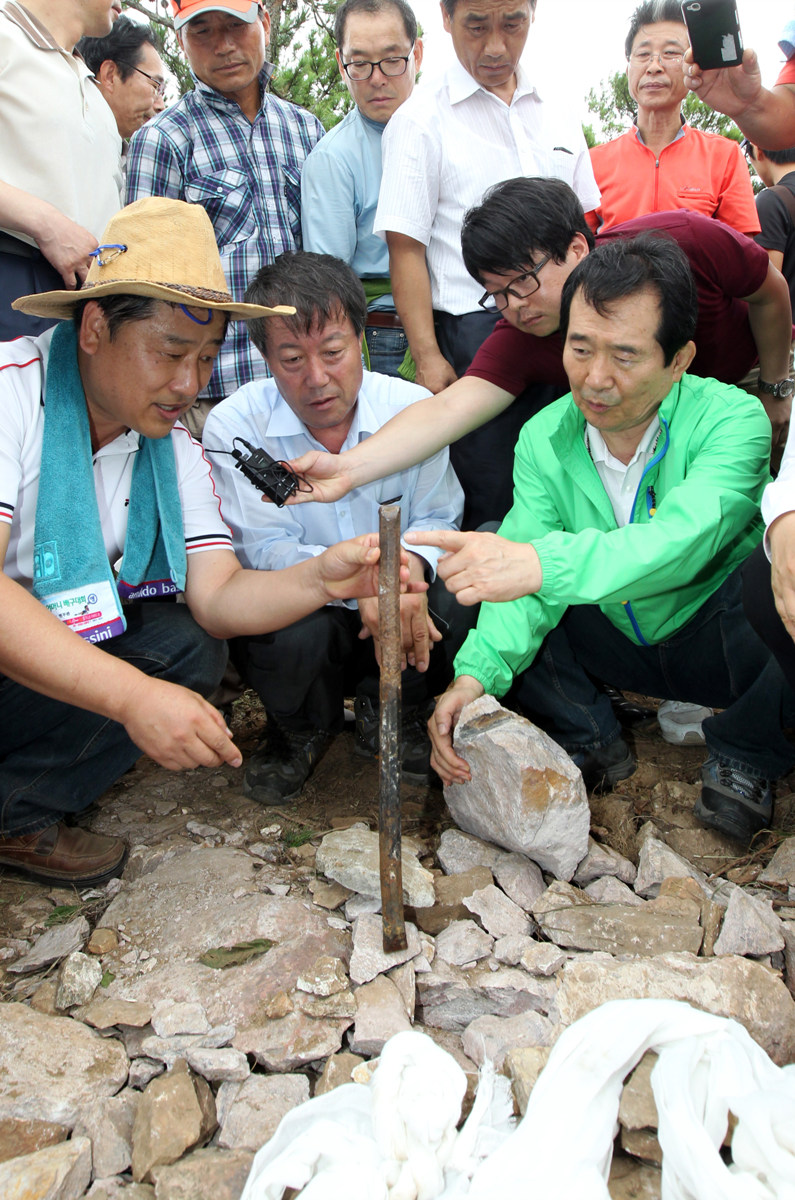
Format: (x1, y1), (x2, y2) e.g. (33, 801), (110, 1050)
(693, 796), (765, 843)
(659, 728), (706, 746)
(0, 846), (128, 888)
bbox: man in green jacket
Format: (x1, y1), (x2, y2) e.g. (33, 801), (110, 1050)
(407, 235), (795, 844)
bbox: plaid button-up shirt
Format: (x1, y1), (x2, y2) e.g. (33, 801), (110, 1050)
(126, 66), (324, 403)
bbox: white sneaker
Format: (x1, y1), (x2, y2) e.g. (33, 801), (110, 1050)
(657, 699), (713, 745)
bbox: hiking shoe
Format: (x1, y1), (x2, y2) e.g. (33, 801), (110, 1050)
(570, 737), (636, 794)
(244, 721), (331, 806)
(658, 700), (713, 745)
(353, 695), (433, 783)
(694, 756), (773, 843)
(0, 822), (127, 887)
(602, 685), (657, 732)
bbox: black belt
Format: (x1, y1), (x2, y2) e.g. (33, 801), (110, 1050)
(0, 233), (42, 260)
(365, 312), (404, 330)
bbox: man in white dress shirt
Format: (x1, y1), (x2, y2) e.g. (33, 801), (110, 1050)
(373, 0), (600, 526)
(203, 252), (469, 804)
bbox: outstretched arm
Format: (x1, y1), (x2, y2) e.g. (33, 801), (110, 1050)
(285, 376), (516, 504)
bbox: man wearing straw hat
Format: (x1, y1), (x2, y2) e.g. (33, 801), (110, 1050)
(0, 197), (412, 888)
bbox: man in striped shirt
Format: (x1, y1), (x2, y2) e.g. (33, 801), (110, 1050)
(126, 0), (324, 435)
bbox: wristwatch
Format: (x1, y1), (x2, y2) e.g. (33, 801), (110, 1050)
(758, 377), (795, 399)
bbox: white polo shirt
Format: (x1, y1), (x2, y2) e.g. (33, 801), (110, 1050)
(374, 59), (600, 316)
(0, 1), (122, 245)
(0, 330), (234, 590)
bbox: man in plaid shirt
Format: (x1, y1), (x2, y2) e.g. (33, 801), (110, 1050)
(126, 0), (323, 435)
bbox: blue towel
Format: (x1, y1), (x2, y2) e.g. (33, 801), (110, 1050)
(32, 321), (187, 643)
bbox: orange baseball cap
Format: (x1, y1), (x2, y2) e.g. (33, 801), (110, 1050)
(171, 0), (262, 31)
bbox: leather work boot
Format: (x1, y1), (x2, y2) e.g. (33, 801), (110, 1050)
(0, 822), (128, 886)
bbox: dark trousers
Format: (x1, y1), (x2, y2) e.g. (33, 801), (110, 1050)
(742, 541), (795, 693)
(512, 565), (795, 780)
(434, 309), (562, 529)
(233, 578), (478, 734)
(0, 245), (62, 340)
(0, 604), (228, 836)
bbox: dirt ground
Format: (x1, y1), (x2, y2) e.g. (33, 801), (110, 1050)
(2, 689), (792, 961)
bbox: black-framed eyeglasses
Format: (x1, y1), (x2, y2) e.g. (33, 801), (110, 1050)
(131, 65), (167, 97)
(341, 51), (413, 81)
(477, 254), (553, 311)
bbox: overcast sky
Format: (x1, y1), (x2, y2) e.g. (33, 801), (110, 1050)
(412, 0), (793, 109)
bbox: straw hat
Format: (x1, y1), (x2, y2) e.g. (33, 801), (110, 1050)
(171, 0), (262, 31)
(12, 197), (295, 321)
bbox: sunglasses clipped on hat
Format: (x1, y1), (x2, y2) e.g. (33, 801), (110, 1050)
(170, 0), (263, 31)
(12, 197), (294, 322)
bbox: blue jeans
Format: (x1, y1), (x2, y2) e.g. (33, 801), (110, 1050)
(0, 603), (228, 836)
(364, 325), (408, 377)
(513, 566), (795, 781)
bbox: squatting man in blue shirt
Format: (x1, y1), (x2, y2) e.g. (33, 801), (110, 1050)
(203, 252), (474, 806)
(406, 236), (795, 846)
(0, 199), (420, 890)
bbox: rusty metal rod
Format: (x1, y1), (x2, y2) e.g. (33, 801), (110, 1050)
(378, 504), (407, 953)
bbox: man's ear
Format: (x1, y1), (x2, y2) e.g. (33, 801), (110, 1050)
(670, 340), (696, 380)
(96, 59), (118, 90)
(568, 232), (591, 265)
(78, 302), (108, 356)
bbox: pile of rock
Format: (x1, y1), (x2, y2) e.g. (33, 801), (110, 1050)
(0, 703), (793, 1199)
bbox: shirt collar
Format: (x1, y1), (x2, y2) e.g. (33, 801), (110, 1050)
(586, 414), (661, 470)
(264, 374), (388, 446)
(447, 56), (539, 105)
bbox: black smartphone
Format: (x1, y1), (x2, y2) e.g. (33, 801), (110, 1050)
(681, 0), (743, 71)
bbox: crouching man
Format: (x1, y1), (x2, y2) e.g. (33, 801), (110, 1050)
(203, 252), (470, 804)
(0, 199), (415, 887)
(410, 235), (795, 844)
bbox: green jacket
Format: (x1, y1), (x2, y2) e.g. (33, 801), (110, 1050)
(455, 374), (771, 697)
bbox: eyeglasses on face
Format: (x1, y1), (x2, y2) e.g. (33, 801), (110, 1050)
(341, 51), (412, 81)
(628, 50), (684, 66)
(131, 64), (167, 96)
(477, 254), (553, 311)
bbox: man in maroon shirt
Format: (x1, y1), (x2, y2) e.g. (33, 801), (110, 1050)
(288, 176), (792, 525)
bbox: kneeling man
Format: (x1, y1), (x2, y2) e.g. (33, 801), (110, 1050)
(204, 252), (468, 804)
(410, 236), (795, 843)
(0, 200), (410, 886)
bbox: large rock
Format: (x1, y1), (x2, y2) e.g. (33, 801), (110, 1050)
(0, 1117), (68, 1164)
(462, 1012), (556, 1069)
(533, 886), (703, 956)
(216, 1075), (309, 1151)
(633, 834), (710, 899)
(131, 1061), (216, 1183)
(315, 827), (434, 907)
(349, 975), (412, 1055)
(463, 885), (530, 939)
(554, 952), (795, 1064)
(6, 918), (90, 975)
(445, 697), (589, 880)
(149, 1147), (254, 1200)
(72, 1090), (139, 1179)
(349, 913), (422, 985)
(0, 1136), (91, 1200)
(713, 888), (785, 957)
(416, 958), (557, 1031)
(758, 837), (795, 888)
(0, 1004), (128, 1126)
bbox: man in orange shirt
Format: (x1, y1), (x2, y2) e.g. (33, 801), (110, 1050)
(589, 0), (758, 236)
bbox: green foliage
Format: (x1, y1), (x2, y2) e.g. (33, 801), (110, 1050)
(271, 15), (353, 129)
(586, 70), (741, 145)
(282, 827), (317, 847)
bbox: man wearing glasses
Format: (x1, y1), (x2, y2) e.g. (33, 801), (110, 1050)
(301, 0), (422, 378)
(0, 0), (122, 339)
(372, 0), (600, 528)
(126, 0), (323, 436)
(588, 0), (758, 237)
(78, 16), (167, 142)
